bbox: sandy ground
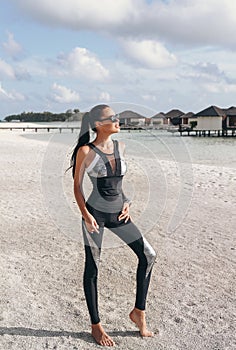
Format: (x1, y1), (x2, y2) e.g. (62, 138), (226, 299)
(0, 130), (235, 350)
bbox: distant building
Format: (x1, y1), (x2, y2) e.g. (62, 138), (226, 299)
(194, 105), (225, 131)
(118, 105), (236, 132)
(165, 109), (184, 126)
(181, 112), (194, 125)
(119, 110), (146, 126)
(223, 106), (236, 129)
(149, 112), (166, 127)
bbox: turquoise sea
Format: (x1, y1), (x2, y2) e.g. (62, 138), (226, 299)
(20, 125), (236, 169)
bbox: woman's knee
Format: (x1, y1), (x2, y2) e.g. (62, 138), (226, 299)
(143, 238), (156, 264)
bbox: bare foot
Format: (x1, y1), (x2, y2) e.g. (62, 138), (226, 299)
(129, 308), (154, 337)
(91, 323), (115, 346)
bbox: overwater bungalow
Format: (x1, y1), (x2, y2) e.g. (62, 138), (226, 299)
(149, 112), (167, 128)
(165, 109), (184, 126)
(119, 110), (146, 128)
(194, 105), (225, 131)
(181, 112), (194, 125)
(179, 105), (236, 136)
(223, 106), (236, 129)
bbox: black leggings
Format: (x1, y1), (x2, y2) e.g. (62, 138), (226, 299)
(82, 204), (156, 325)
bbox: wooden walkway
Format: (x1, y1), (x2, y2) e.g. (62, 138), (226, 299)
(0, 126), (80, 133)
(179, 127), (236, 137)
(1, 125), (235, 136)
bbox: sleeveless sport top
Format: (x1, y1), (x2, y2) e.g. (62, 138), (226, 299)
(85, 140), (127, 212)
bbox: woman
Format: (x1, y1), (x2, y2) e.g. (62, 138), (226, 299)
(71, 104), (156, 346)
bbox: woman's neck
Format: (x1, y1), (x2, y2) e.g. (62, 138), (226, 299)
(92, 135), (114, 154)
(94, 134), (113, 147)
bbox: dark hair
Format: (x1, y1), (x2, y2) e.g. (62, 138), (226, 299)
(70, 104), (109, 177)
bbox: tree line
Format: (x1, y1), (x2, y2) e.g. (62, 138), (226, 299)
(3, 109), (81, 122)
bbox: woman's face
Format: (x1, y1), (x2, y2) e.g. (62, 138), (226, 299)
(96, 107), (120, 134)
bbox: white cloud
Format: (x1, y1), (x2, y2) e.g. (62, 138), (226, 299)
(0, 82), (25, 101)
(98, 91), (111, 102)
(51, 83), (80, 103)
(0, 58), (32, 81)
(10, 0), (136, 29)
(15, 66), (31, 81)
(1, 45), (109, 84)
(2, 32), (23, 59)
(9, 0), (236, 49)
(0, 59), (15, 79)
(121, 39), (177, 69)
(180, 62), (226, 83)
(142, 94), (157, 102)
(133, 0), (236, 48)
(56, 47), (109, 81)
(204, 81), (236, 94)
(20, 56), (48, 77)
(0, 57), (31, 81)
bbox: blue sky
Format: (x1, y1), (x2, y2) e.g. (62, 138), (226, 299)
(1, 0), (236, 119)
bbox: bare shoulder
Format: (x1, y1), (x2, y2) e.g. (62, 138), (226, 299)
(75, 145), (92, 165)
(76, 144), (96, 169)
(77, 144), (91, 156)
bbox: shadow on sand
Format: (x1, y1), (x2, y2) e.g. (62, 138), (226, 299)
(0, 326), (139, 343)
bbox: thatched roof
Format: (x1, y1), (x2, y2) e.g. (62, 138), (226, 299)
(183, 112), (194, 118)
(223, 106), (236, 116)
(165, 109), (184, 118)
(119, 110), (145, 119)
(194, 105), (225, 117)
(150, 112), (165, 119)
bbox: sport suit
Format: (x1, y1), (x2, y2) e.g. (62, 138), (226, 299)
(82, 140), (156, 324)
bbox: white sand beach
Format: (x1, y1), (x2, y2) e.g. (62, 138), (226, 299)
(0, 129), (235, 349)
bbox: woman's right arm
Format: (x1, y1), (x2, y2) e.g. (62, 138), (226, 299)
(74, 146), (99, 233)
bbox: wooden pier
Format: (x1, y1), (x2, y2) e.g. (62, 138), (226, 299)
(178, 127), (236, 137)
(0, 126), (80, 133)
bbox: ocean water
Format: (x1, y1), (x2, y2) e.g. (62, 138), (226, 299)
(21, 127), (236, 168)
(18, 125), (236, 240)
(119, 129), (236, 168)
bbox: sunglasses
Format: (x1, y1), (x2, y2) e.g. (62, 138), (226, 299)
(100, 114), (120, 123)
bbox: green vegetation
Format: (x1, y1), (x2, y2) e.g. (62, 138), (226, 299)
(4, 109), (83, 122)
(190, 121), (197, 129)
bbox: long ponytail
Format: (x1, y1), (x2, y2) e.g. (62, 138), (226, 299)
(70, 112), (90, 178)
(69, 104), (109, 178)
